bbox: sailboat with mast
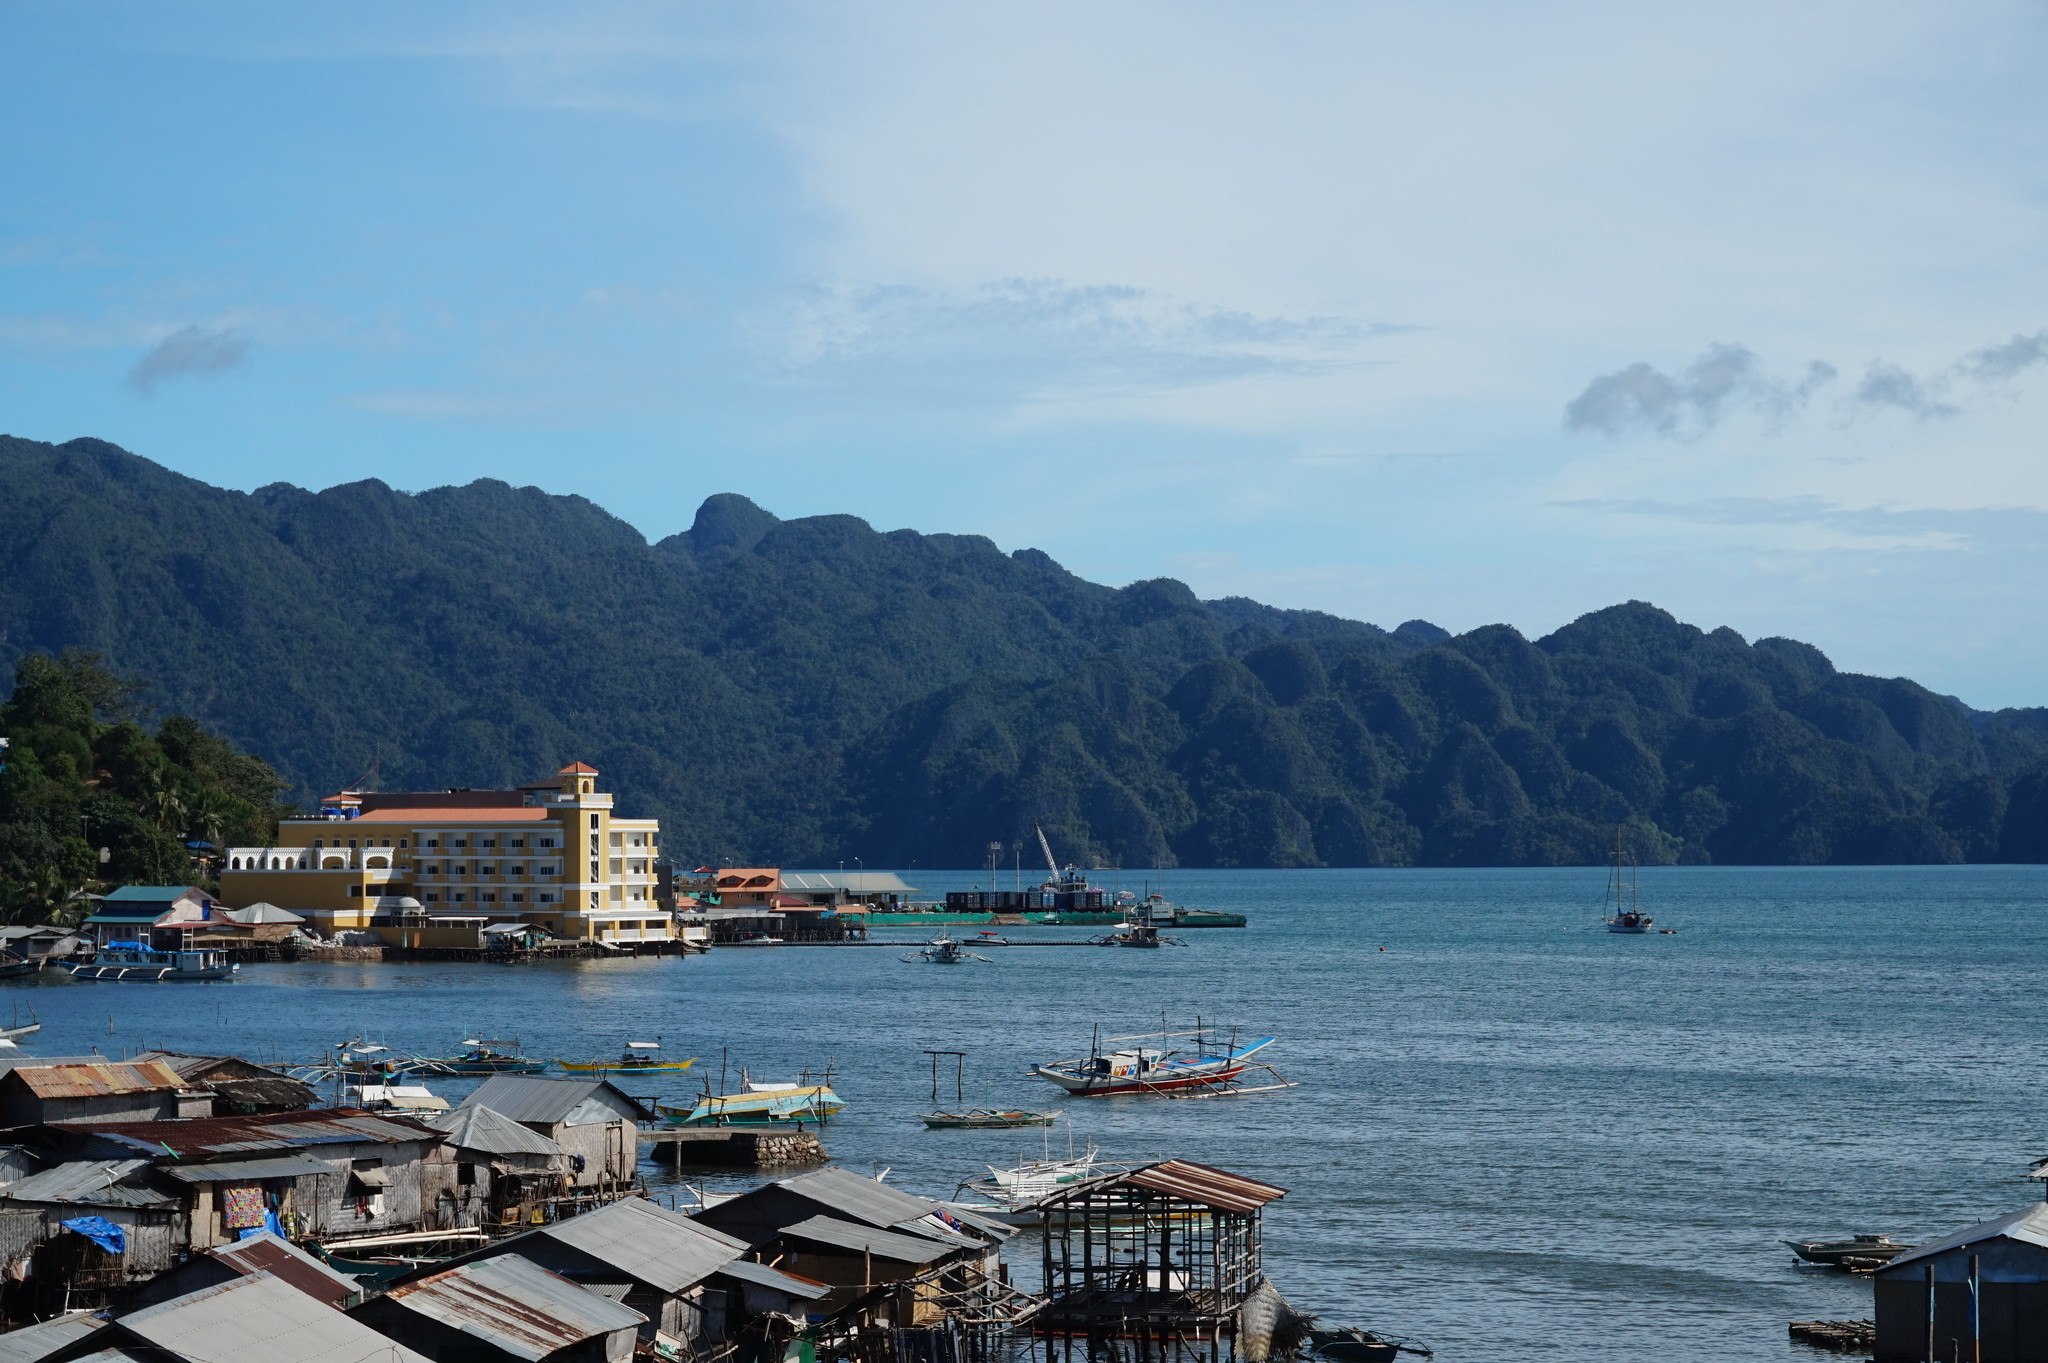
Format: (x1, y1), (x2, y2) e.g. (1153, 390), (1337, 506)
(1602, 828), (1653, 934)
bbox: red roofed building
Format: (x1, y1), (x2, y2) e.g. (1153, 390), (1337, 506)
(219, 763), (670, 949)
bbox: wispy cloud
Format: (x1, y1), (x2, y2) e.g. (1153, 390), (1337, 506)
(1545, 494), (2022, 552)
(1961, 329), (2048, 383)
(1567, 326), (2048, 438)
(1563, 344), (1836, 439)
(756, 278), (1412, 406)
(126, 325), (251, 393)
(1852, 361), (1957, 420)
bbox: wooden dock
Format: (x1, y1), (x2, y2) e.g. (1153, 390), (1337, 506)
(639, 1126), (828, 1167)
(1788, 1318), (1876, 1352)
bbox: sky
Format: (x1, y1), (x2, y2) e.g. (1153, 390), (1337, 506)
(3, 4), (2046, 707)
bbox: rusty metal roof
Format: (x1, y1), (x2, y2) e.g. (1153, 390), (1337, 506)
(0, 1310), (105, 1362)
(384, 1254), (644, 1358)
(209, 1231), (361, 1308)
(68, 1107), (443, 1158)
(10, 1060), (189, 1099)
(1121, 1160), (1288, 1213)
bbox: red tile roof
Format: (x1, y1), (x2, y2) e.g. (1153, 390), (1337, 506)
(351, 807), (552, 824)
(556, 762), (599, 775)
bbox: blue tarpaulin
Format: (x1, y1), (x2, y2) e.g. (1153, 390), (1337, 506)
(60, 1216), (125, 1255)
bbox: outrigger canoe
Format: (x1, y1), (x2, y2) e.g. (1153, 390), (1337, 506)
(558, 1041), (697, 1076)
(1032, 1032), (1276, 1096)
(659, 1081), (842, 1127)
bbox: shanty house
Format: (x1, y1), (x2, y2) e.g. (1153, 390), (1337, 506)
(50, 1107), (449, 1250)
(1034, 1161), (1289, 1363)
(0, 1060), (207, 1128)
(461, 1076), (647, 1191)
(49, 1268), (433, 1363)
(1874, 1203), (2048, 1363)
(0, 925), (86, 965)
(425, 1194), (824, 1349)
(0, 1158), (181, 1309)
(352, 1253), (645, 1362)
(130, 1052), (315, 1115)
(128, 1229), (363, 1311)
(695, 1166), (1008, 1319)
(421, 1104), (565, 1229)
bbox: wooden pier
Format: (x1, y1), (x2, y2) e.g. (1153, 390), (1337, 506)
(1788, 1318), (1876, 1352)
(639, 1126), (827, 1168)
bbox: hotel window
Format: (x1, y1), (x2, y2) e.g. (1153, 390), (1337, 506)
(348, 839), (357, 848)
(539, 893), (555, 904)
(425, 892), (439, 903)
(425, 838), (439, 848)
(314, 838), (324, 849)
(589, 815), (599, 831)
(481, 893), (496, 903)
(510, 892), (524, 903)
(481, 865), (495, 875)
(510, 838), (525, 848)
(399, 839), (408, 849)
(482, 838), (496, 848)
(539, 837), (555, 848)
(453, 838), (467, 848)
(453, 893), (465, 903)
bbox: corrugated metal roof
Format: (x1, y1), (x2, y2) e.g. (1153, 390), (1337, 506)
(76, 1107), (442, 1158)
(1, 1160), (175, 1208)
(1882, 1203), (2048, 1270)
(424, 1105), (562, 1159)
(778, 1166), (951, 1231)
(537, 1196), (744, 1294)
(118, 1270), (433, 1363)
(0, 1310), (105, 1362)
(1116, 1161), (1287, 1214)
(10, 1060), (189, 1099)
(461, 1075), (645, 1125)
(210, 1231), (361, 1307)
(778, 871), (914, 894)
(100, 887), (207, 905)
(158, 1153), (339, 1183)
(385, 1254), (644, 1358)
(221, 902), (304, 924)
(780, 1215), (957, 1264)
(714, 1258), (830, 1300)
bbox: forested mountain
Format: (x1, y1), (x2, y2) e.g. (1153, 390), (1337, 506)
(4, 433), (2046, 867)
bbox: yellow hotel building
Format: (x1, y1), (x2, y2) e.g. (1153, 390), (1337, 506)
(218, 763), (672, 948)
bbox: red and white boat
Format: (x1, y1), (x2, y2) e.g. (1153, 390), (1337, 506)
(1031, 1028), (1276, 1097)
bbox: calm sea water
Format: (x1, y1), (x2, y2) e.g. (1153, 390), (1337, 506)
(13, 865), (2048, 1361)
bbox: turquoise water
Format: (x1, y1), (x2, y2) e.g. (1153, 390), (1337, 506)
(14, 865), (2048, 1360)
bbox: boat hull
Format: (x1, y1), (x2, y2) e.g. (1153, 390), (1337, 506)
(1033, 1062), (1248, 1096)
(69, 963), (235, 981)
(559, 1060), (697, 1075)
(661, 1086), (842, 1127)
(1604, 919), (1652, 934)
(923, 1110), (1057, 1130)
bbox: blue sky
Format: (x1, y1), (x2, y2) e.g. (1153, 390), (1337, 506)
(4, 5), (2047, 706)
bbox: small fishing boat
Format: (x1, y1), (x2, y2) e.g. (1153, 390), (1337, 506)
(0, 1021), (41, 1041)
(422, 1038), (548, 1075)
(920, 1049), (1055, 1129)
(0, 954), (40, 979)
(1601, 828), (1655, 934)
(659, 1078), (844, 1128)
(1304, 1326), (1433, 1361)
(1783, 1233), (1913, 1268)
(1032, 1025), (1281, 1097)
(954, 1137), (1111, 1225)
(902, 933), (992, 964)
(69, 944), (236, 982)
(358, 1083), (451, 1114)
(558, 1040), (698, 1075)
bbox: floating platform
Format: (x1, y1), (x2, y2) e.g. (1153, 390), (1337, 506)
(639, 1126), (828, 1167)
(1788, 1319), (1876, 1352)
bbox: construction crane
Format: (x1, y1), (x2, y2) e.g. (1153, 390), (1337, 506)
(1034, 822), (1060, 880)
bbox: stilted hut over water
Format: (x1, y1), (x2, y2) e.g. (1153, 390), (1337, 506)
(1035, 1161), (1289, 1363)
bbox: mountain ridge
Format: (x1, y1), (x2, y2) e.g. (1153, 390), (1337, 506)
(5, 432), (2046, 867)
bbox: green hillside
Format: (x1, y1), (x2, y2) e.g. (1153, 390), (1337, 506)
(4, 434), (2046, 867)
